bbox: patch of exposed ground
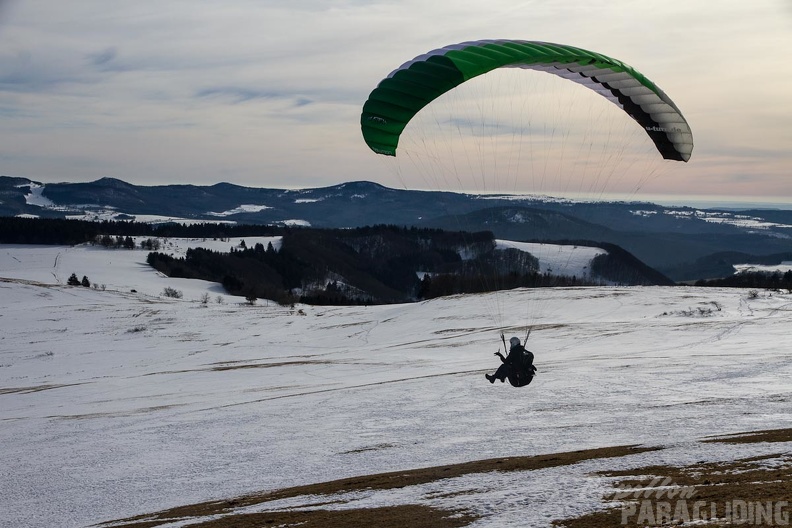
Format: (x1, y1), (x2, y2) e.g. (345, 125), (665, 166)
(156, 505), (474, 528)
(340, 442), (397, 454)
(97, 445), (655, 528)
(702, 428), (792, 444)
(97, 429), (792, 528)
(0, 383), (83, 394)
(49, 404), (187, 421)
(553, 428), (792, 527)
(140, 360), (339, 376)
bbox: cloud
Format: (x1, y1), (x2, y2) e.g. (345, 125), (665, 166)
(0, 48), (85, 92)
(87, 47), (117, 67)
(194, 87), (314, 109)
(195, 87), (284, 103)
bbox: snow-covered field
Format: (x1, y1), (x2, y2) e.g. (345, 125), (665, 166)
(734, 262), (792, 274)
(1, 242), (791, 527)
(0, 237), (282, 301)
(495, 240), (605, 278)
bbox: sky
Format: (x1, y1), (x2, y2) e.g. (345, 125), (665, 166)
(0, 0), (791, 201)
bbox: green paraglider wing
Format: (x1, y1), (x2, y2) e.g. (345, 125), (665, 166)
(361, 40), (693, 161)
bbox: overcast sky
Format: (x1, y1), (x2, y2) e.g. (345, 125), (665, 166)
(1, 0), (790, 201)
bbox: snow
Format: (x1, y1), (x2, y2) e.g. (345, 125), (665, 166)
(207, 204), (272, 216)
(734, 261), (792, 274)
(496, 240), (606, 278)
(1, 242), (791, 528)
(632, 209), (792, 231)
(0, 237), (281, 299)
(630, 209), (658, 217)
(663, 209), (792, 231)
(476, 193), (577, 204)
(280, 219), (311, 226)
(18, 182), (240, 224)
(64, 211), (236, 224)
(23, 182), (55, 208)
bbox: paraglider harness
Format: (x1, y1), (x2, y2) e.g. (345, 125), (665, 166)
(498, 331), (537, 387)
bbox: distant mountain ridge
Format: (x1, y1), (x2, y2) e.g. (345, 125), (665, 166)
(2, 175), (792, 280)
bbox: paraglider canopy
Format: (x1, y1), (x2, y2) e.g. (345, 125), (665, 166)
(361, 40), (692, 162)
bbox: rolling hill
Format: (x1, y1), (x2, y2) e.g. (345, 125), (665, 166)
(2, 176), (792, 280)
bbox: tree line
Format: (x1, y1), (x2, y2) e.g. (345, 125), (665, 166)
(144, 226), (493, 304)
(695, 270), (792, 290)
(145, 226), (614, 305)
(3, 217), (686, 306)
(0, 216), (281, 245)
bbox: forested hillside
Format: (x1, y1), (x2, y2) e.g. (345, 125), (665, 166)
(1, 218), (675, 305)
(146, 226), (535, 304)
